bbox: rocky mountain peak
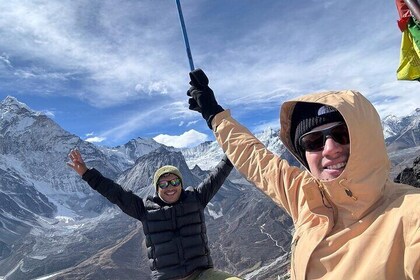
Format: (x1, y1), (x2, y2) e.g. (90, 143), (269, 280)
(0, 96), (39, 116)
(2, 95), (27, 107)
(98, 137), (163, 172)
(116, 146), (201, 196)
(0, 96), (54, 139)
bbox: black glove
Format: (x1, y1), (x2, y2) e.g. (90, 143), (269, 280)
(187, 69), (224, 129)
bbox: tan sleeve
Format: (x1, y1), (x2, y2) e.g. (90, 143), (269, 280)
(405, 205), (420, 279)
(212, 110), (305, 222)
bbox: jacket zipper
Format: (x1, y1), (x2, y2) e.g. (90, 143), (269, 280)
(319, 184), (338, 225)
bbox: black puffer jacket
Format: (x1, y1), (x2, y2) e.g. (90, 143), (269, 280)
(82, 156), (233, 280)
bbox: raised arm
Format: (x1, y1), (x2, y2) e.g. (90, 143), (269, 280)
(67, 149), (146, 220)
(195, 154), (233, 206)
(186, 69), (305, 220)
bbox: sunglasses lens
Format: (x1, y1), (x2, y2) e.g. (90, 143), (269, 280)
(170, 178), (181, 187)
(300, 132), (325, 151)
(331, 125), (350, 145)
(158, 181), (169, 189)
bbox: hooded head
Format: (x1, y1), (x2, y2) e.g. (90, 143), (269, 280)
(290, 102), (344, 168)
(279, 90), (390, 219)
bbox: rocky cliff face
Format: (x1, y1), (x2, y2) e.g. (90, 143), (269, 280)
(395, 155), (420, 188)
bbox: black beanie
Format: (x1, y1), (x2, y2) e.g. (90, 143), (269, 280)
(291, 102), (344, 167)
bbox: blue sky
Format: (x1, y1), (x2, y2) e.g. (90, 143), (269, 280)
(0, 0), (418, 148)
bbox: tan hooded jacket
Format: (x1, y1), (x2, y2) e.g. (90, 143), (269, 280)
(211, 90), (420, 279)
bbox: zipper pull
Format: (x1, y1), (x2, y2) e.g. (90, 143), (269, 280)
(340, 179), (358, 201)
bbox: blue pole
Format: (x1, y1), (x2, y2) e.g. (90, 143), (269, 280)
(175, 0), (195, 71)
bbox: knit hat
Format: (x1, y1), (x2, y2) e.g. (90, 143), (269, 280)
(153, 165), (183, 192)
(291, 102), (344, 167)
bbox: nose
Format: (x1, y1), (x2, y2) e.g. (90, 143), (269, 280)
(322, 137), (342, 156)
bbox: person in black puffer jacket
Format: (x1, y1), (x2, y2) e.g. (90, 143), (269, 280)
(67, 149), (242, 280)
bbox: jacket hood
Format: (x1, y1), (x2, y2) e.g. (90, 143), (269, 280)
(280, 90), (391, 219)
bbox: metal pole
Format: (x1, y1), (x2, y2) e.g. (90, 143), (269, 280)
(175, 0), (195, 71)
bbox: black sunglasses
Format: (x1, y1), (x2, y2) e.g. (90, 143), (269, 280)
(158, 177), (182, 189)
(299, 122), (350, 152)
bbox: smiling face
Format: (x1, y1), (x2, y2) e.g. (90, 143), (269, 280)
(305, 122), (350, 181)
(157, 173), (182, 204)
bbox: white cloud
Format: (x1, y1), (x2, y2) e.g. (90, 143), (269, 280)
(41, 110), (55, 118)
(85, 136), (106, 143)
(95, 101), (191, 143)
(84, 131), (105, 143)
(0, 53), (12, 68)
(187, 120), (199, 127)
(134, 80), (169, 96)
(153, 129), (209, 148)
(0, 1), (182, 106)
(0, 0), (418, 148)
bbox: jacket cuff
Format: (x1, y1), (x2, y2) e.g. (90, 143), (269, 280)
(211, 109), (231, 131)
(81, 168), (100, 182)
(222, 155), (233, 167)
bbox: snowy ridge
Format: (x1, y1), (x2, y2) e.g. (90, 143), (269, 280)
(98, 137), (163, 171)
(1, 96), (34, 115)
(180, 127), (286, 170)
(382, 108), (420, 139)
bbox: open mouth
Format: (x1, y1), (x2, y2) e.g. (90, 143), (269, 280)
(165, 190), (178, 196)
(324, 162), (346, 170)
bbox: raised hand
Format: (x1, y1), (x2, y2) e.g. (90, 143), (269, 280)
(187, 68), (224, 129)
(67, 148), (88, 176)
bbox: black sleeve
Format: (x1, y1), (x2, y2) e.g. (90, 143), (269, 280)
(82, 168), (146, 221)
(195, 154), (233, 206)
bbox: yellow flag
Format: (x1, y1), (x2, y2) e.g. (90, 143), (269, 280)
(397, 29), (420, 80)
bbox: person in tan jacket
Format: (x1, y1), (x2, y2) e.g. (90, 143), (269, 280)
(186, 69), (420, 279)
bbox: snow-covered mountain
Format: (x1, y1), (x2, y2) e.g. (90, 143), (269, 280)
(381, 108), (420, 177)
(382, 108), (420, 150)
(98, 137), (163, 172)
(0, 96), (122, 217)
(0, 96), (418, 280)
(181, 127), (299, 170)
(382, 108), (419, 138)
